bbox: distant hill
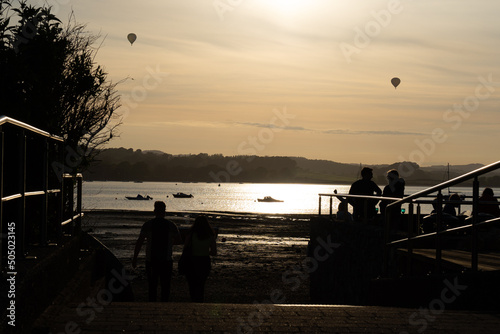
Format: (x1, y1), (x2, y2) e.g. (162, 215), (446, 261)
(422, 164), (485, 176)
(83, 148), (500, 186)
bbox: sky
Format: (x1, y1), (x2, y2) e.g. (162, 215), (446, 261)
(48, 0), (500, 166)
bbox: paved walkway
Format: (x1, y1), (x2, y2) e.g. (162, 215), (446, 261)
(34, 302), (500, 333)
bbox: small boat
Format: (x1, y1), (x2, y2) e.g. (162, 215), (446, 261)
(172, 192), (194, 198)
(257, 196), (283, 203)
(126, 194), (153, 200)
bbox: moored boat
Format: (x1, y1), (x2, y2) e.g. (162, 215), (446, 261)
(257, 196), (283, 202)
(172, 192), (194, 198)
(125, 194), (153, 200)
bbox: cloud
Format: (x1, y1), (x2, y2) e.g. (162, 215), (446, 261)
(138, 120), (423, 136)
(321, 129), (424, 136)
(233, 122), (424, 136)
(234, 121), (305, 131)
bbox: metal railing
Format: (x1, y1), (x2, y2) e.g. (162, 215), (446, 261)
(0, 116), (83, 268)
(317, 160), (500, 277)
(318, 193), (404, 222)
(383, 160), (500, 276)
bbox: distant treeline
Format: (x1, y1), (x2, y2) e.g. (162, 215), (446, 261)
(84, 148), (500, 187)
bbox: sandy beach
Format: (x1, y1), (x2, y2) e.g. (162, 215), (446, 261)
(82, 210), (312, 304)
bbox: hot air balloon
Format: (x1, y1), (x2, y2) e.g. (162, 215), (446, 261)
(127, 33), (137, 46)
(391, 77), (401, 89)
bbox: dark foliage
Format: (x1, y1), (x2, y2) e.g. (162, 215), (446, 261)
(84, 148), (500, 186)
(0, 0), (121, 172)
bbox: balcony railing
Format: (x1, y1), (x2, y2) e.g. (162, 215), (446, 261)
(318, 160), (500, 277)
(383, 160), (500, 276)
(0, 116), (83, 269)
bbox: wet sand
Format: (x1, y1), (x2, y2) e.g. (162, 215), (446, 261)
(83, 210), (312, 304)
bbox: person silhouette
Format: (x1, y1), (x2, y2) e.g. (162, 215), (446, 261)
(348, 167), (382, 222)
(336, 200), (353, 222)
(477, 187), (500, 218)
(183, 215), (217, 302)
(380, 169), (405, 229)
(132, 201), (182, 302)
(443, 193), (461, 216)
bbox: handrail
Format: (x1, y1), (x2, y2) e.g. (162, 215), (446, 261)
(1, 193), (23, 202)
(61, 212), (85, 226)
(318, 192), (496, 219)
(319, 193), (404, 202)
(387, 160), (500, 209)
(383, 160), (500, 277)
(318, 193), (407, 223)
(0, 117), (82, 270)
(388, 217), (500, 246)
(0, 115), (64, 141)
(1, 189), (63, 202)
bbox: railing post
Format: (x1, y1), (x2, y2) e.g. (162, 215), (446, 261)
(318, 195), (322, 216)
(69, 175), (75, 236)
(382, 198), (393, 277)
(329, 195), (333, 219)
(57, 158), (64, 243)
(18, 131), (27, 257)
(382, 214), (389, 276)
(416, 203), (421, 235)
(0, 129), (3, 267)
(471, 176), (479, 271)
(406, 202), (414, 275)
(435, 191), (443, 274)
(41, 138), (49, 246)
(76, 174), (82, 235)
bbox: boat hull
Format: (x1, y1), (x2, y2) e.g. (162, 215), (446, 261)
(172, 193), (193, 198)
(125, 196), (152, 200)
(257, 197), (283, 202)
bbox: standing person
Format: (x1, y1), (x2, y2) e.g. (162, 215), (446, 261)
(379, 169), (405, 229)
(184, 215), (217, 302)
(132, 201), (182, 302)
(477, 188), (500, 217)
(348, 167), (382, 222)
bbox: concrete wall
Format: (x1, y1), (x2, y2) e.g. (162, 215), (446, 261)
(308, 217), (385, 305)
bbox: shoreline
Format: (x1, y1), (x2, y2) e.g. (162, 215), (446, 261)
(83, 208), (316, 219)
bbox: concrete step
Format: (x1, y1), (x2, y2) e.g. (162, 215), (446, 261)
(33, 302), (500, 333)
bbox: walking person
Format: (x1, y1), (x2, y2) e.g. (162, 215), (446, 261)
(132, 201), (182, 302)
(183, 215), (217, 302)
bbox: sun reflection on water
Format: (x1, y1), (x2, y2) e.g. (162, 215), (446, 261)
(219, 234), (309, 246)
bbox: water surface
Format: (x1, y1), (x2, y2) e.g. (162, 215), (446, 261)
(83, 181), (490, 215)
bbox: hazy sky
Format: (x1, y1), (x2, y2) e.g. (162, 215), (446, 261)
(53, 0), (500, 166)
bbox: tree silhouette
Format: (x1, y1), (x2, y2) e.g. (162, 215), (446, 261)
(0, 0), (121, 171)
